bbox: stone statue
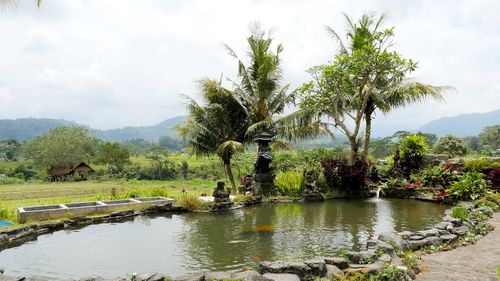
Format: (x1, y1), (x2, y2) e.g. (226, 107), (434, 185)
(302, 171), (325, 202)
(212, 181), (233, 210)
(253, 132), (275, 195)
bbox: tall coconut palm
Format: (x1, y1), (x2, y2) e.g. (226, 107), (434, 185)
(225, 23), (294, 137)
(326, 12), (451, 159)
(0, 0), (42, 7)
(178, 79), (248, 190)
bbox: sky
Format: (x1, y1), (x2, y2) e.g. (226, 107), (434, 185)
(0, 0), (499, 137)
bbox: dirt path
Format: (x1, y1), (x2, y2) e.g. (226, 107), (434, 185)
(416, 212), (500, 281)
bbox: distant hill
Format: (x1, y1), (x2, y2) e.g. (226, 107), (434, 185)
(0, 116), (187, 141)
(418, 109), (500, 137)
(0, 118), (79, 140)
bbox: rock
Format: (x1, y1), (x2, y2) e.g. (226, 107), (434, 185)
(304, 259), (326, 276)
(434, 222), (450, 230)
(398, 231), (412, 239)
(375, 240), (396, 256)
(110, 209), (134, 217)
(259, 261), (311, 279)
(440, 234), (458, 242)
(204, 272), (233, 280)
(321, 257), (349, 270)
(80, 277), (107, 281)
(262, 273), (300, 281)
(347, 251), (377, 264)
(231, 270), (264, 281)
(423, 236), (442, 247)
(366, 240), (378, 249)
(137, 273), (166, 281)
(451, 226), (469, 236)
(325, 264), (344, 279)
(416, 229), (439, 237)
(378, 254), (391, 263)
(0, 234), (8, 244)
(408, 240), (427, 250)
(443, 216), (462, 226)
(407, 269), (416, 279)
(409, 235), (424, 240)
(344, 261), (384, 274)
(438, 230), (451, 236)
(377, 231), (408, 250)
(170, 273), (205, 281)
(24, 277), (50, 281)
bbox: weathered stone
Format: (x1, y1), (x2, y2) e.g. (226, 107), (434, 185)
(438, 230), (451, 236)
(262, 273), (300, 281)
(344, 261), (384, 274)
(24, 277), (49, 281)
(378, 231), (408, 250)
(409, 235), (424, 240)
(80, 277), (107, 281)
(375, 240), (395, 256)
(398, 231), (412, 239)
(259, 261), (311, 279)
(423, 236), (442, 247)
(320, 257), (349, 270)
(416, 229), (439, 237)
(440, 234), (458, 242)
(378, 254), (391, 263)
(170, 273), (205, 281)
(0, 234), (8, 244)
(451, 226), (469, 236)
(347, 251), (377, 264)
(408, 239), (427, 250)
(204, 271), (234, 280)
(137, 273), (166, 281)
(366, 239), (378, 249)
(304, 259), (326, 277)
(443, 215), (462, 226)
(109, 209), (134, 217)
(434, 222), (450, 230)
(230, 270), (264, 281)
(325, 264), (344, 280)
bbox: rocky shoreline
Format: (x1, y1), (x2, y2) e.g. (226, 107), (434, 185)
(0, 200), (495, 281)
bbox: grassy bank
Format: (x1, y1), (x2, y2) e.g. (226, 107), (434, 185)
(0, 179), (215, 225)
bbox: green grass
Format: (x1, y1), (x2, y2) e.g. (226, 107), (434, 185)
(0, 178), (215, 225)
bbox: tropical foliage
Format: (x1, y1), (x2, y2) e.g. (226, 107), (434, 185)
(447, 171), (488, 201)
(433, 135), (468, 157)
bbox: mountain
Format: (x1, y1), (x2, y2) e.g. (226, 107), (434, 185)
(418, 109), (500, 137)
(0, 116), (187, 141)
(0, 118), (79, 140)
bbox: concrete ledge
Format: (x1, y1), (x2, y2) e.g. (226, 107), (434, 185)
(17, 197), (175, 223)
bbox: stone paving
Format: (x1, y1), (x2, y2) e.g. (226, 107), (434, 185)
(416, 212), (500, 281)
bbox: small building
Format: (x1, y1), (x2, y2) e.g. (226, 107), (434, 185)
(48, 162), (95, 181)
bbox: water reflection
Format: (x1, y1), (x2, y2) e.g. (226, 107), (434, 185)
(0, 199), (446, 280)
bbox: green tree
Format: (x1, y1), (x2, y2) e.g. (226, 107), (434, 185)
(95, 142), (130, 174)
(179, 79), (248, 189)
(433, 135), (467, 157)
(23, 126), (98, 169)
(398, 134), (428, 176)
(0, 139), (21, 161)
(145, 147), (173, 180)
(479, 125), (499, 150)
(297, 13), (448, 162)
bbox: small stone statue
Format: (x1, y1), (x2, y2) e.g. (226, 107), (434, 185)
(212, 181), (233, 210)
(302, 171), (325, 202)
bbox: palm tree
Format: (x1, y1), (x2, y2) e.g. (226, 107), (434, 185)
(0, 0), (42, 7)
(178, 79), (248, 190)
(326, 12), (451, 160)
(225, 23), (294, 138)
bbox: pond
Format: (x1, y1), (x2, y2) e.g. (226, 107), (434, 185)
(0, 198), (447, 279)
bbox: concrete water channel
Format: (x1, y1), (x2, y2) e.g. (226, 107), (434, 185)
(17, 197), (175, 223)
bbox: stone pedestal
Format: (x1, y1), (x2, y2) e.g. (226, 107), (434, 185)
(301, 175), (325, 202)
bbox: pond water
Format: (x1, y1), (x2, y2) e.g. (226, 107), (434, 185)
(0, 199), (447, 279)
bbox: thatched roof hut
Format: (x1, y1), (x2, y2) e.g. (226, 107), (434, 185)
(48, 162), (95, 181)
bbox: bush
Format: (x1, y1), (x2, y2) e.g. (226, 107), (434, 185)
(417, 165), (455, 188)
(274, 170), (304, 197)
(175, 197), (206, 211)
(321, 157), (368, 195)
(397, 134), (428, 176)
(464, 157), (500, 172)
(433, 135), (467, 158)
(447, 171), (488, 201)
(474, 193), (500, 210)
(7, 165), (37, 180)
(0, 204), (10, 220)
(485, 168), (500, 190)
(451, 207), (468, 220)
(120, 187), (170, 199)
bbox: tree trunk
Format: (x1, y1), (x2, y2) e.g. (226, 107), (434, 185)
(363, 112), (372, 161)
(224, 159), (237, 191)
(349, 137), (359, 163)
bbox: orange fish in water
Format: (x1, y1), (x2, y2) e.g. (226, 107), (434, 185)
(252, 224), (275, 232)
(251, 253), (266, 261)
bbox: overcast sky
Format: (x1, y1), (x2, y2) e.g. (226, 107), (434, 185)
(0, 0), (499, 136)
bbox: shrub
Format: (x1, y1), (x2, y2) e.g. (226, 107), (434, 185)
(417, 165), (455, 188)
(464, 157), (499, 172)
(0, 204), (10, 220)
(433, 135), (467, 158)
(175, 197), (206, 211)
(447, 171), (488, 200)
(451, 207), (468, 220)
(474, 193), (500, 210)
(7, 165), (37, 180)
(274, 170), (304, 197)
(120, 187), (170, 199)
(397, 134), (428, 176)
(485, 168), (500, 190)
(321, 157), (368, 195)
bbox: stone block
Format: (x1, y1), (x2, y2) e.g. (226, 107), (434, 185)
(262, 273), (300, 281)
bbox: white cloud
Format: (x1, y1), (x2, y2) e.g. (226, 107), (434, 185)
(0, 0), (498, 136)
